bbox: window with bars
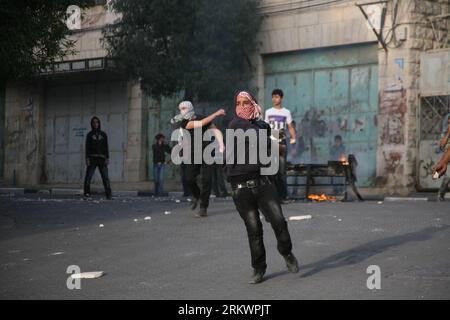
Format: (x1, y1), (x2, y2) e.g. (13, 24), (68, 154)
(420, 96), (450, 141)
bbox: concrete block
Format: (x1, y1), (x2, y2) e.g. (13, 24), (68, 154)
(113, 190), (138, 197)
(51, 188), (83, 195)
(0, 188), (24, 195)
(294, 12), (319, 27)
(384, 197), (429, 202)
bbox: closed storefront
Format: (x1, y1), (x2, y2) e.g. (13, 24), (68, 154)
(44, 80), (128, 183)
(263, 43), (379, 186)
(0, 84), (4, 179)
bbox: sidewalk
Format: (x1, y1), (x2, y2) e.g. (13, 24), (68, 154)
(1, 184), (448, 201)
(0, 181), (184, 197)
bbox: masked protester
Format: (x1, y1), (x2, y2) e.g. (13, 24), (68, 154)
(225, 91), (299, 284)
(172, 101), (225, 217)
(83, 116), (112, 199)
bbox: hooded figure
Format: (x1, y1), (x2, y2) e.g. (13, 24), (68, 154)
(85, 116), (109, 160)
(84, 116), (112, 199)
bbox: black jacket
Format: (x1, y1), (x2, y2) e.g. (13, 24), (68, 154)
(152, 143), (171, 164)
(85, 117), (109, 160)
(225, 116), (272, 183)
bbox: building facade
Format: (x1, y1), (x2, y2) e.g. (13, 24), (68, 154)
(3, 4), (148, 187)
(2, 0), (450, 195)
(253, 0), (450, 195)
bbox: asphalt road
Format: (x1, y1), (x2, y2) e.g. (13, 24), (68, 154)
(0, 194), (449, 300)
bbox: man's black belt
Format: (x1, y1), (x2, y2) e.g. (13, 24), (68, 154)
(231, 176), (271, 190)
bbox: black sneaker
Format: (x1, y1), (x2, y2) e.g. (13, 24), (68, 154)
(284, 253), (299, 273)
(190, 197), (199, 210)
(194, 208), (208, 218)
(84, 193), (91, 198)
(249, 269), (266, 284)
(438, 194), (445, 202)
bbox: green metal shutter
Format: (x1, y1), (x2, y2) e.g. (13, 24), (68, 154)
(263, 43), (379, 187)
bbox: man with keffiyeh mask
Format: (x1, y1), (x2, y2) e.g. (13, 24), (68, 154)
(172, 100), (226, 217)
(225, 91), (299, 284)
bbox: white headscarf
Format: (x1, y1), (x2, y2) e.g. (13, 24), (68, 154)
(170, 101), (195, 124)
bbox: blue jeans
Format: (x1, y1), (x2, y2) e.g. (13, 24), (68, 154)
(153, 163), (165, 196)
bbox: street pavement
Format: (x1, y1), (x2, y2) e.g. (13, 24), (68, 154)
(0, 193), (449, 300)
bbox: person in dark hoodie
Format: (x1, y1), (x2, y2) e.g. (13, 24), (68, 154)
(83, 116), (112, 199)
(152, 133), (171, 196)
(225, 91), (299, 284)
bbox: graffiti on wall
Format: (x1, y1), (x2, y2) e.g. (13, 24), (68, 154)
(6, 94), (39, 183)
(379, 87), (407, 146)
(376, 55), (409, 190)
(73, 127), (87, 137)
(21, 98), (38, 162)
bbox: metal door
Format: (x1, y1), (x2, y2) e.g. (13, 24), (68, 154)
(264, 44), (379, 186)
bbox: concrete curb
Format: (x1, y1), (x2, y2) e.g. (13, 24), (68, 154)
(113, 191), (138, 197)
(384, 197), (429, 202)
(51, 188), (83, 195)
(0, 188), (25, 195)
(168, 191), (184, 198)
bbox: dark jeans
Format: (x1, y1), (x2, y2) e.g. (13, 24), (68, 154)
(274, 151), (287, 200)
(180, 163), (191, 196)
(212, 164), (228, 196)
(83, 157), (111, 196)
(153, 163), (165, 196)
(439, 177), (450, 197)
(184, 163), (213, 209)
(231, 181), (293, 271)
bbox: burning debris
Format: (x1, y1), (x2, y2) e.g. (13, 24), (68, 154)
(308, 194), (337, 202)
(287, 156), (363, 202)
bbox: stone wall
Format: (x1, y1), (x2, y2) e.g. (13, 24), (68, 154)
(125, 81), (147, 182)
(377, 0), (450, 194)
(61, 4), (117, 61)
(4, 81), (45, 185)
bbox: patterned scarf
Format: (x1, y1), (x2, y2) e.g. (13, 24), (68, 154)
(236, 91), (262, 120)
(170, 101), (195, 124)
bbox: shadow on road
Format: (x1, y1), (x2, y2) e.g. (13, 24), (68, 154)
(299, 225), (450, 278)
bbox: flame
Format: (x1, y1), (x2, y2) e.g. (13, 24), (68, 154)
(339, 155), (349, 166)
(308, 194), (337, 202)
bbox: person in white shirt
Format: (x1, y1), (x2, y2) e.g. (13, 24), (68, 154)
(264, 89), (297, 201)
